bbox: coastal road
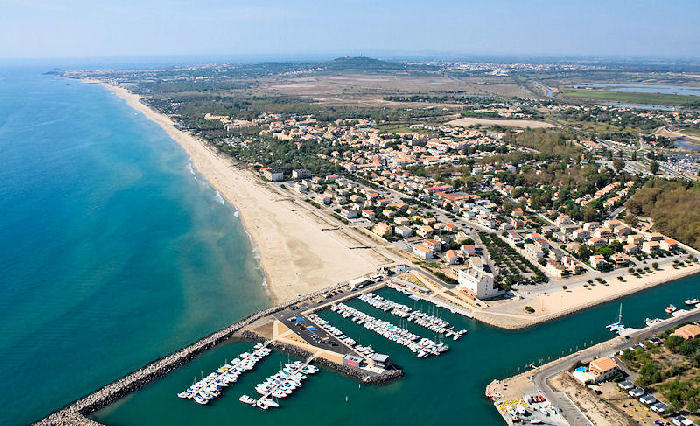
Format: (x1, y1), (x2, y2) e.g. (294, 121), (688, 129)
(531, 308), (700, 426)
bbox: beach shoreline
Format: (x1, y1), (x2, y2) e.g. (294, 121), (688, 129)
(82, 78), (697, 328)
(474, 263), (700, 329)
(89, 79), (383, 303)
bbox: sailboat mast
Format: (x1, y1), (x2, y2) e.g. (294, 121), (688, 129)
(618, 303), (623, 323)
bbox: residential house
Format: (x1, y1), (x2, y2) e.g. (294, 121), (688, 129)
(672, 324), (700, 340)
(589, 255), (607, 269)
(583, 222), (600, 232)
(588, 237), (607, 248)
(594, 227), (613, 239)
(291, 168), (311, 179)
(647, 232), (664, 242)
(423, 239), (442, 252)
(341, 209), (358, 219)
(507, 231), (522, 243)
(660, 239), (679, 251)
(372, 223), (392, 238)
(572, 229), (590, 240)
(394, 226), (413, 238)
(393, 216), (411, 226)
(412, 224), (433, 238)
(627, 235), (644, 246)
(412, 243), (435, 260)
(589, 357), (620, 383)
(461, 244), (477, 257)
(445, 250), (462, 265)
(525, 243), (544, 259)
(362, 210), (376, 219)
(642, 241), (660, 254)
(623, 243), (639, 254)
(260, 168), (284, 182)
(611, 252), (631, 266)
(546, 259), (567, 278)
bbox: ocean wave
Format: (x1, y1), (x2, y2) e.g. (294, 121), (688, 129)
(215, 191), (225, 205)
(261, 278), (267, 287)
(233, 210), (239, 218)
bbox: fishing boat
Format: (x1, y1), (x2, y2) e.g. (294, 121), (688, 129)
(665, 304), (677, 314)
(685, 298), (699, 306)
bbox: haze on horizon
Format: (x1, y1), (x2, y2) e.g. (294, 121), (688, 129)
(1, 0), (699, 60)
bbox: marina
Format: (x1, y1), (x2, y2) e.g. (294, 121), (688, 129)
(36, 272), (699, 425)
(357, 291), (467, 340)
(243, 359), (318, 410)
(307, 312), (377, 358)
(330, 301), (449, 358)
(177, 343), (271, 404)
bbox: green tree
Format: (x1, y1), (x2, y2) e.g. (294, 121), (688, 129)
(650, 160), (659, 175)
(613, 158), (625, 173)
(665, 335), (684, 352)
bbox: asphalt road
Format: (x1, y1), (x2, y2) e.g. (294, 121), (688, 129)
(531, 308), (700, 425)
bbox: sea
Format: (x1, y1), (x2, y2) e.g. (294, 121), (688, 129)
(0, 64), (698, 426)
(0, 65), (269, 425)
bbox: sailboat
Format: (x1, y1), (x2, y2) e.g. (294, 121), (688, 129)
(605, 303), (624, 332)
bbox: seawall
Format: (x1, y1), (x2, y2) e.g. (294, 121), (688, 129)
(35, 282), (349, 425)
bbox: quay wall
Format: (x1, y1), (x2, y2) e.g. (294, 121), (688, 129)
(240, 330), (404, 385)
(36, 282), (349, 425)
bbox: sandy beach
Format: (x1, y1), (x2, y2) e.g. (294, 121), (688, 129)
(96, 81), (383, 302)
(475, 263), (700, 329)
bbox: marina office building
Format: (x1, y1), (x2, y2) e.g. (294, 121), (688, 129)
(457, 268), (501, 300)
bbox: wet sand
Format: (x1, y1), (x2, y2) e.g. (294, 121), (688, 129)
(96, 81), (383, 302)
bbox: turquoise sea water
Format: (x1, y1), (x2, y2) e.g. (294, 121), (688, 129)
(1, 65), (698, 426)
(0, 67), (269, 425)
(96, 274), (699, 426)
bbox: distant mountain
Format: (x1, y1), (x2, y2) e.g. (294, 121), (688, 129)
(322, 56), (436, 72)
(327, 56), (404, 69)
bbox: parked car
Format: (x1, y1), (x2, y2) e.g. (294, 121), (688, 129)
(650, 401), (668, 413)
(639, 394), (657, 405)
(617, 380), (634, 391)
(628, 387), (645, 397)
(672, 415), (694, 426)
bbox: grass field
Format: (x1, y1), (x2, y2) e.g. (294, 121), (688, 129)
(377, 123), (435, 134)
(560, 88), (700, 106)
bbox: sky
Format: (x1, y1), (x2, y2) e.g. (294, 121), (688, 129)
(1, 0), (699, 59)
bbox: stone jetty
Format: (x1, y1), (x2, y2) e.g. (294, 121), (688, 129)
(35, 282), (350, 425)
